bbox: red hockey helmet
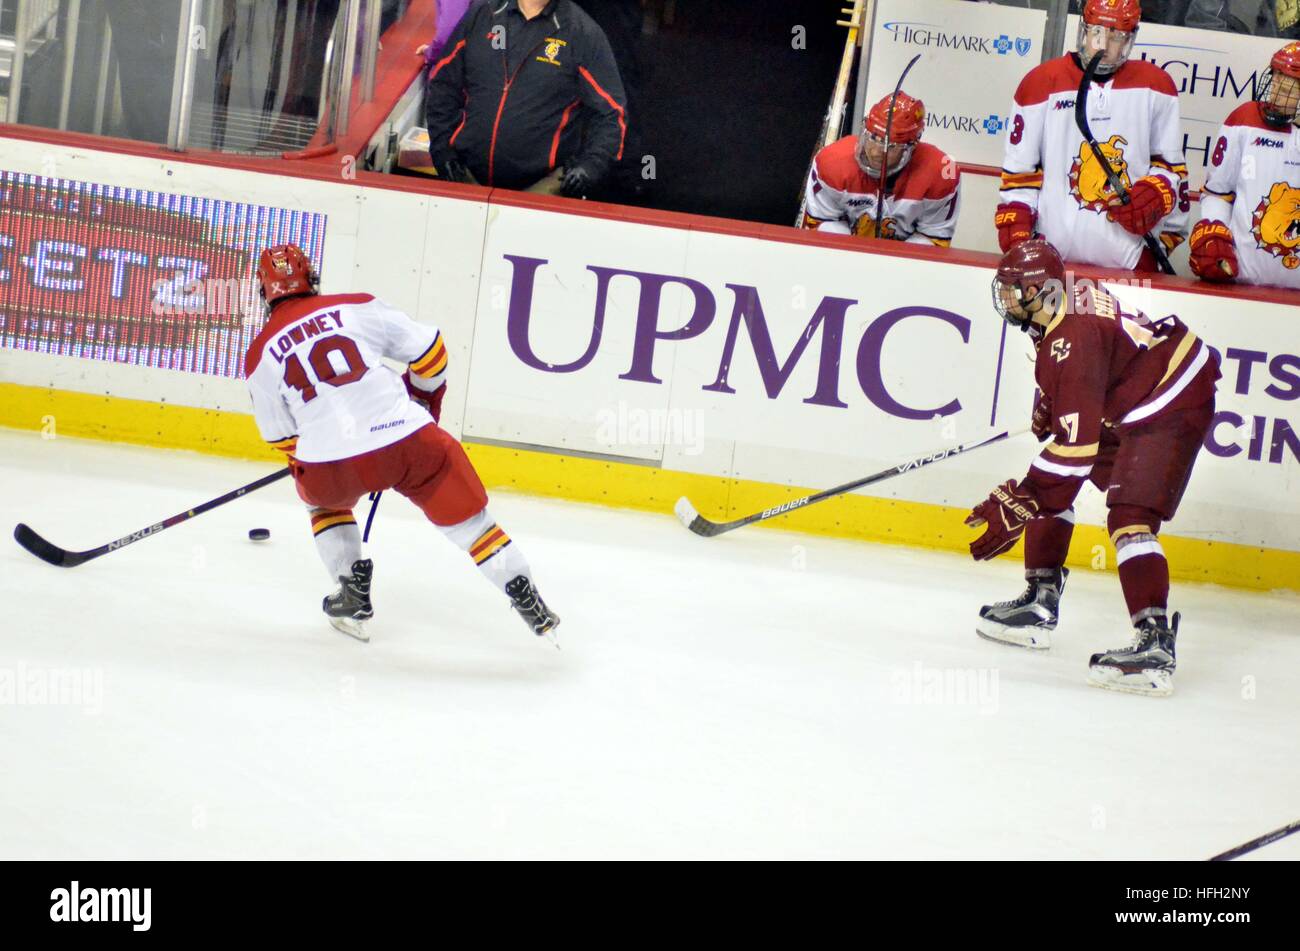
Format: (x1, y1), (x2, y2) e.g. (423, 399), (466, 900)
(256, 244), (318, 307)
(1079, 0), (1140, 76)
(991, 240), (1067, 336)
(857, 92), (926, 177)
(1258, 41), (1300, 127)
(1083, 0), (1141, 31)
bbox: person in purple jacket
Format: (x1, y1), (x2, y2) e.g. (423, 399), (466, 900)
(416, 0), (475, 73)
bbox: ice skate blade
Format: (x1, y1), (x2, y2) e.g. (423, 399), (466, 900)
(328, 616), (370, 642)
(539, 616), (561, 650)
(1087, 666), (1172, 697)
(975, 620), (1052, 650)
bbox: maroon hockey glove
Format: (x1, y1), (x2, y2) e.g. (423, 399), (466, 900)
(1031, 392), (1053, 443)
(1188, 220), (1238, 282)
(404, 371), (446, 424)
(966, 479), (1040, 561)
(1106, 176), (1175, 236)
(995, 202), (1035, 252)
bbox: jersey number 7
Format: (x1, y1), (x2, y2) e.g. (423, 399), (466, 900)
(282, 336), (368, 403)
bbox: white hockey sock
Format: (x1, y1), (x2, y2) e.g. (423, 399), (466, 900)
(311, 508), (362, 582)
(440, 508), (531, 595)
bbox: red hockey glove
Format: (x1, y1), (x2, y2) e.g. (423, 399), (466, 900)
(966, 479), (1040, 561)
(1106, 176), (1175, 236)
(1188, 220), (1238, 282)
(1031, 392), (1053, 443)
(404, 371), (446, 424)
(995, 202), (1036, 252)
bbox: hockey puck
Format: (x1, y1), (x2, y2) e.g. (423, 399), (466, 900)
(248, 528), (271, 542)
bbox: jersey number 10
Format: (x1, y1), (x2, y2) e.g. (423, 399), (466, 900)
(282, 336), (368, 403)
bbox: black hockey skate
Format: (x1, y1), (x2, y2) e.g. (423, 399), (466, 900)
(505, 575), (560, 646)
(976, 567), (1068, 650)
(323, 559), (374, 642)
(1087, 611), (1179, 697)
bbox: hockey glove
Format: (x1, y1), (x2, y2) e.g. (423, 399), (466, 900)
(404, 371), (446, 424)
(1188, 220), (1238, 282)
(560, 163), (594, 198)
(966, 479), (1040, 561)
(995, 202), (1035, 252)
(1031, 392), (1053, 443)
(1106, 176), (1175, 236)
(431, 149), (471, 184)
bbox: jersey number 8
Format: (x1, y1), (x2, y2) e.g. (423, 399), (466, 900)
(282, 336), (368, 403)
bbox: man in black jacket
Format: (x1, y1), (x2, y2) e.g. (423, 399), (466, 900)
(425, 0), (629, 196)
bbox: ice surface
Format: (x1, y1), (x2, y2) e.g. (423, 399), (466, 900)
(2, 429), (1297, 859)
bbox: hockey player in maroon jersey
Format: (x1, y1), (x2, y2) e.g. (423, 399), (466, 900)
(802, 91), (961, 246)
(1190, 41), (1300, 289)
(996, 0), (1189, 271)
(244, 245), (559, 643)
(966, 240), (1219, 696)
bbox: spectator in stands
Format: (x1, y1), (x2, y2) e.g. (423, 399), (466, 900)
(424, 0), (628, 196)
(1221, 1), (1300, 37)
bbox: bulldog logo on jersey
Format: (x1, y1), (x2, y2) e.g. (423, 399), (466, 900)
(1250, 182), (1300, 270)
(537, 37), (567, 66)
(1069, 136), (1132, 213)
(853, 215), (897, 240)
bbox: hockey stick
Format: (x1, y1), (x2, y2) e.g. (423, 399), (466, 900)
(874, 53), (922, 240)
(13, 467), (293, 568)
(1208, 818), (1300, 861)
(674, 427), (1025, 538)
(362, 491), (382, 543)
(1074, 53), (1175, 275)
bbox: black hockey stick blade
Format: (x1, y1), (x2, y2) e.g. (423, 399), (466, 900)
(13, 523), (85, 567)
(1074, 53), (1175, 275)
(674, 428), (1024, 538)
(1208, 818), (1300, 861)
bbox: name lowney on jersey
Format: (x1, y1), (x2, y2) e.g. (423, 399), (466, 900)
(244, 293), (448, 463)
(802, 137), (961, 245)
(1000, 55), (1189, 270)
(1200, 101), (1300, 289)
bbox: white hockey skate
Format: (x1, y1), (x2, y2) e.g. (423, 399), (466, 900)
(1087, 611), (1178, 697)
(324, 559), (373, 643)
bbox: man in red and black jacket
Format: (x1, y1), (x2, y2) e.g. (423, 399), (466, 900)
(425, 0), (629, 196)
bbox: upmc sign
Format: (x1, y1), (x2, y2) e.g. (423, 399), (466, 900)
(461, 200), (1298, 564)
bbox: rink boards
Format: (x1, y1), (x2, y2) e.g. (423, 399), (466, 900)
(0, 132), (1297, 591)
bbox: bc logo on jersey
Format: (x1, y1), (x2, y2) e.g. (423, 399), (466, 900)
(1050, 338), (1072, 364)
(1251, 181), (1300, 270)
(1068, 135), (1132, 213)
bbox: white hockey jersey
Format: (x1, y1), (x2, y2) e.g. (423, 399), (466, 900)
(999, 54), (1189, 270)
(244, 293), (448, 463)
(802, 138), (961, 245)
(1199, 102), (1300, 290)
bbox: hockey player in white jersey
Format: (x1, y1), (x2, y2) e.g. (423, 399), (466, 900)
(1190, 41), (1300, 289)
(244, 244), (559, 643)
(802, 91), (961, 246)
(996, 0), (1189, 271)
